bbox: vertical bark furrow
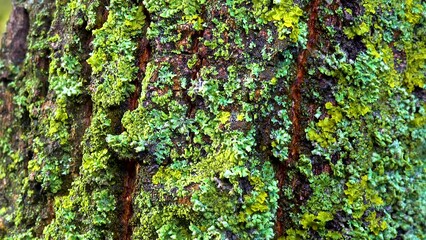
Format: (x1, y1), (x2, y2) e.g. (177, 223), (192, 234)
(289, 0), (321, 166)
(275, 0), (322, 236)
(121, 160), (139, 240)
(120, 4), (152, 237)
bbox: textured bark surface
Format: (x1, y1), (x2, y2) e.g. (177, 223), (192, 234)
(0, 0), (425, 239)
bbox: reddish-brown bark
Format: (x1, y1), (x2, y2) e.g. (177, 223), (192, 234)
(275, 0), (321, 236)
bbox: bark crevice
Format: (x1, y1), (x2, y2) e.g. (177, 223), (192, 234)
(120, 4), (152, 239)
(275, 0), (322, 236)
(121, 160), (139, 240)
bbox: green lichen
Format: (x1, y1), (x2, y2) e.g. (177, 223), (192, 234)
(43, 0), (147, 238)
(108, 58), (282, 238)
(300, 0), (426, 238)
(103, 1), (303, 236)
(87, 2), (145, 107)
(254, 0), (304, 41)
(1, 0), (425, 239)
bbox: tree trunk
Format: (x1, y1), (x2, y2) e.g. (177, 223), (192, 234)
(0, 0), (425, 239)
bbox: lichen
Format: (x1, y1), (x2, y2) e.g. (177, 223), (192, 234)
(0, 0), (425, 239)
(300, 0), (426, 238)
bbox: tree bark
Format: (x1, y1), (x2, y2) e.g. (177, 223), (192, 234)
(0, 0), (425, 239)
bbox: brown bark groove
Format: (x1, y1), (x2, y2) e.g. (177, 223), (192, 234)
(120, 4), (152, 239)
(121, 161), (139, 240)
(275, 0), (321, 236)
(289, 0), (321, 166)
